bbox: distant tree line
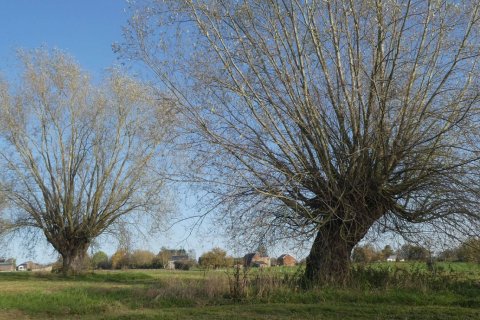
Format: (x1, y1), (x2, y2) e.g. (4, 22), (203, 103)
(437, 238), (480, 263)
(353, 238), (480, 264)
(70, 247), (238, 271)
(70, 246), (276, 271)
(59, 238), (480, 272)
(352, 244), (430, 263)
(62, 247), (198, 271)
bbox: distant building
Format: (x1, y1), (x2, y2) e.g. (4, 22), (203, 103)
(386, 255), (404, 262)
(163, 249), (191, 270)
(166, 261), (175, 270)
(244, 252), (271, 268)
(277, 254), (297, 266)
(162, 249), (187, 257)
(17, 261), (36, 271)
(16, 261), (52, 272)
(0, 258), (15, 272)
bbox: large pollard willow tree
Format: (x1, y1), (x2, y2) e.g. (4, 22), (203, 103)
(121, 0), (480, 284)
(0, 50), (173, 275)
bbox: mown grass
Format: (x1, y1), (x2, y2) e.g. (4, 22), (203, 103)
(0, 263), (480, 319)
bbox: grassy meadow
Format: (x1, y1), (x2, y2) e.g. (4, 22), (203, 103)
(0, 263), (480, 319)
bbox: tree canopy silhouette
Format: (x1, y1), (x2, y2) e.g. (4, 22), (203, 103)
(0, 50), (174, 274)
(120, 0), (480, 284)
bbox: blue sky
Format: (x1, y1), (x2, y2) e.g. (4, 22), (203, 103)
(0, 0), (126, 75)
(0, 0), (235, 263)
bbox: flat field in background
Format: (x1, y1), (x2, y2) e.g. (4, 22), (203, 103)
(1, 263), (480, 319)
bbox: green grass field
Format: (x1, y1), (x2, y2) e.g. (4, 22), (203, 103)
(1, 263), (480, 319)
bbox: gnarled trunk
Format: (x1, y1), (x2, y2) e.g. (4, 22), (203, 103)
(60, 242), (90, 276)
(304, 217), (373, 286)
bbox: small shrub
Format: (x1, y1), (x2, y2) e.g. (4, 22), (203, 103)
(226, 265), (249, 301)
(174, 260), (194, 270)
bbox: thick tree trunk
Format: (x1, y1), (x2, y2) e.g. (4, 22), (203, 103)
(60, 242), (90, 276)
(61, 255), (72, 276)
(304, 219), (372, 286)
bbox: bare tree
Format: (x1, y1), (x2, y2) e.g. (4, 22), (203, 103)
(0, 50), (173, 275)
(120, 0), (480, 284)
